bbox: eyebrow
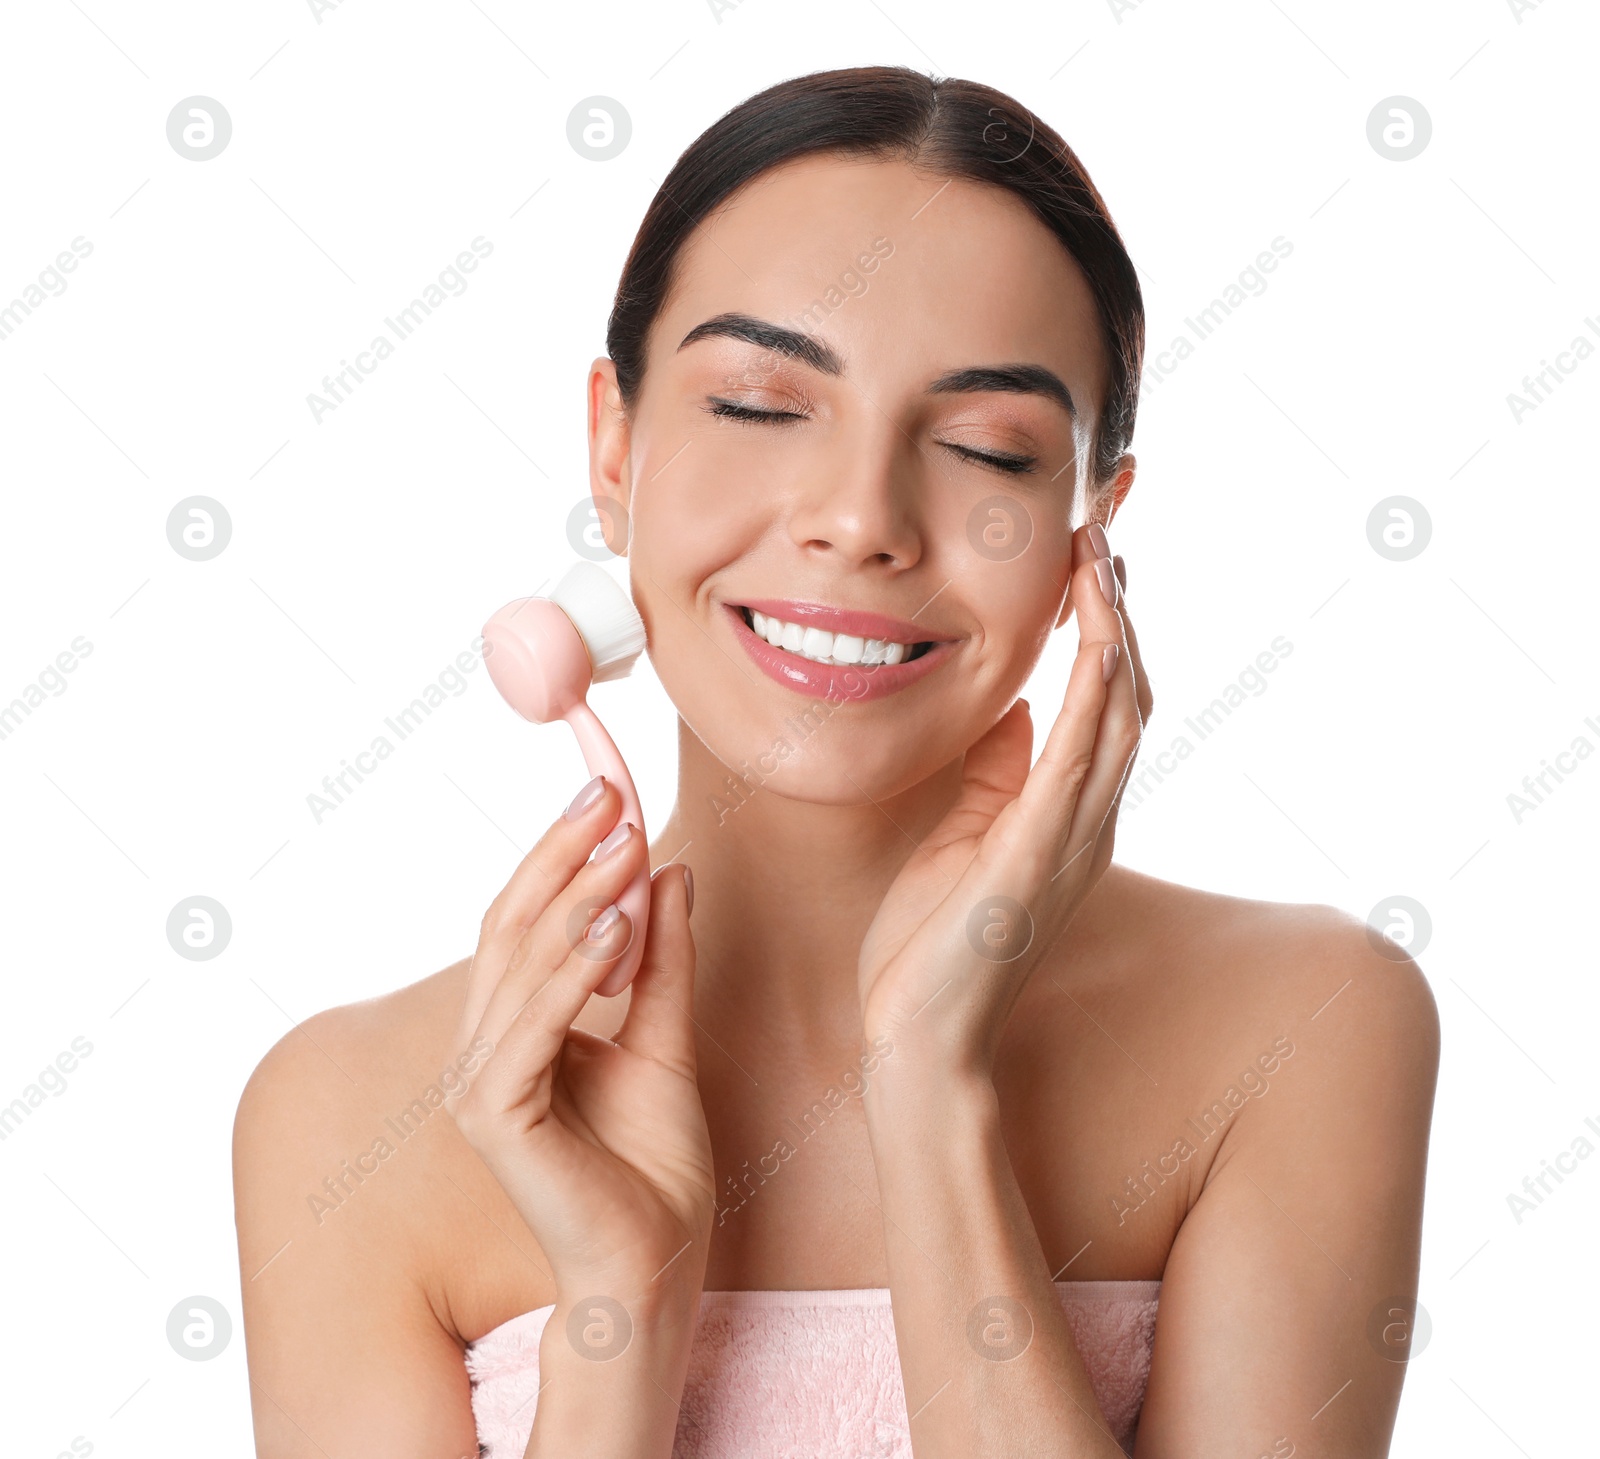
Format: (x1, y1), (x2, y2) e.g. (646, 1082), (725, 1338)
(677, 311), (1076, 419)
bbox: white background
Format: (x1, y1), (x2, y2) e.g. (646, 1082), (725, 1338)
(1, 0), (1594, 1454)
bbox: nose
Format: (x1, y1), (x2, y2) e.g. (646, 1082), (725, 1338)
(785, 424), (923, 571)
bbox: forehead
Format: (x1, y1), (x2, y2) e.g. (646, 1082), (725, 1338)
(656, 152), (1106, 400)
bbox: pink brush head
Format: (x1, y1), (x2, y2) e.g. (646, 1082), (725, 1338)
(481, 562), (651, 999)
(482, 561), (647, 722)
(481, 596), (594, 724)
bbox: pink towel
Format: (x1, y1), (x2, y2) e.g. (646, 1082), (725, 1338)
(466, 1279), (1160, 1457)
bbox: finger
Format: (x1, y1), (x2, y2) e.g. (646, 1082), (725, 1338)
(1110, 552), (1152, 728)
(466, 900), (638, 1119)
(612, 864), (698, 1076)
(462, 777), (625, 1035)
(1015, 631), (1117, 854)
(474, 825), (647, 1047)
(1062, 557), (1143, 852)
(1070, 527), (1141, 766)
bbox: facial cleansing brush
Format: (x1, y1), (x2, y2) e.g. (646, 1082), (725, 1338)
(482, 561), (650, 998)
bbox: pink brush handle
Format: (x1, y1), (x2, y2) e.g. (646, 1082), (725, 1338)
(564, 699), (648, 998)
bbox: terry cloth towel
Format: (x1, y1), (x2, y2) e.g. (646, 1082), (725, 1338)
(466, 1278), (1160, 1458)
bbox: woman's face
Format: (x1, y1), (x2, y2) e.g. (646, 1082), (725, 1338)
(594, 151), (1125, 804)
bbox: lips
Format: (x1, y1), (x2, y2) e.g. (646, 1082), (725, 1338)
(723, 598), (960, 702)
(735, 598), (959, 647)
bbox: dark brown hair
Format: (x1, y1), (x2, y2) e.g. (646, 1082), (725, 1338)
(605, 65), (1144, 487)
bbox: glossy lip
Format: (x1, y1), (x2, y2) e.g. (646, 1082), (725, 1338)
(723, 602), (960, 702)
(733, 597), (960, 646)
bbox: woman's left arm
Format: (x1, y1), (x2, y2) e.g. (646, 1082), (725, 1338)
(856, 524), (1148, 1457)
(857, 526), (1439, 1456)
(862, 1060), (1130, 1456)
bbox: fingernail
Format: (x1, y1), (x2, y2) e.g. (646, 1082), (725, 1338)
(586, 904), (620, 943)
(1087, 522), (1110, 559)
(594, 822), (633, 860)
(1102, 643), (1120, 682)
(1094, 557), (1118, 607)
(564, 775), (605, 820)
(683, 865), (695, 915)
(1112, 554), (1127, 594)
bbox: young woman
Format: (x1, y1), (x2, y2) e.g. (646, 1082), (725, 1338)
(234, 66), (1439, 1459)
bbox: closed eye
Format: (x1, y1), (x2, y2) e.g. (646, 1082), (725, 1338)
(704, 397), (1038, 475)
(704, 397), (807, 424)
(940, 442), (1038, 476)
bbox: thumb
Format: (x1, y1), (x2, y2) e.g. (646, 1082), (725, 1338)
(612, 863), (698, 1077)
(924, 699), (1034, 851)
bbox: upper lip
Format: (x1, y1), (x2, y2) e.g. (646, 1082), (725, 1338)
(728, 597), (959, 646)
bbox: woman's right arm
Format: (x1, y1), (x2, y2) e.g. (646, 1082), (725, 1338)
(233, 1019), (487, 1459)
(234, 775), (715, 1458)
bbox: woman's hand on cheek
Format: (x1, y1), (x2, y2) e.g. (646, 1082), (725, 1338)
(855, 523), (1150, 1087)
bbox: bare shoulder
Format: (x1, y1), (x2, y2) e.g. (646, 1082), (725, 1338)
(1021, 864), (1440, 1245)
(1102, 872), (1442, 1445)
(1077, 863), (1439, 1067)
(231, 959), (494, 1457)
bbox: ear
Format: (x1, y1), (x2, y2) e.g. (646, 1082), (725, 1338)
(1099, 454), (1137, 530)
(587, 356), (634, 557)
(1054, 454), (1138, 629)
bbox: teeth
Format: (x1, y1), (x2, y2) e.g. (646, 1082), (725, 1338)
(743, 608), (921, 668)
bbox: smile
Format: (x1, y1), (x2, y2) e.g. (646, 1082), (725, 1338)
(724, 598), (959, 702)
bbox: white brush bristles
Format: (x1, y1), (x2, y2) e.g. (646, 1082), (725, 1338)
(549, 561), (647, 683)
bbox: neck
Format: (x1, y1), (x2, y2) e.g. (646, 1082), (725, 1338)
(652, 716), (964, 1061)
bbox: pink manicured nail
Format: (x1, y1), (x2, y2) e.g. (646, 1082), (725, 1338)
(1087, 522), (1110, 559)
(594, 822), (633, 860)
(586, 904), (620, 942)
(683, 865), (695, 915)
(1094, 557), (1118, 607)
(564, 775), (605, 820)
(1102, 643), (1120, 683)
